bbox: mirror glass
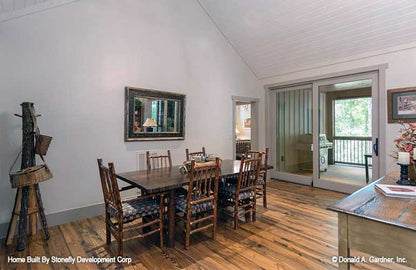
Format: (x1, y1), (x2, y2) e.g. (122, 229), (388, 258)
(133, 97), (181, 133)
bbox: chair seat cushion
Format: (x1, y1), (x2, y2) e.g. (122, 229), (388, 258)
(176, 186), (188, 197)
(176, 196), (214, 214)
(107, 198), (159, 223)
(257, 177), (265, 185)
(219, 185), (255, 200)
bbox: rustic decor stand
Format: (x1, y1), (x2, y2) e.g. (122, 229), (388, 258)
(6, 102), (50, 251)
(396, 163), (412, 185)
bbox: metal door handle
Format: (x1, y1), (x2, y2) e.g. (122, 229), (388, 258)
(373, 138), (379, 156)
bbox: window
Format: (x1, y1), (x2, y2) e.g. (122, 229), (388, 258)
(334, 97), (371, 137)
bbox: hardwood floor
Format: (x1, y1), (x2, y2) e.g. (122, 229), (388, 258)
(0, 180), (411, 269)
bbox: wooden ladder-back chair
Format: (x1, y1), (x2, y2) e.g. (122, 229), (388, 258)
(146, 150), (173, 215)
(219, 154), (262, 229)
(146, 150), (172, 170)
(97, 158), (164, 256)
(185, 147), (206, 161)
(176, 157), (220, 249)
(247, 148), (269, 208)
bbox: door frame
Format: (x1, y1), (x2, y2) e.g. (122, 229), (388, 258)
(232, 96), (260, 159)
(265, 64), (387, 192)
(312, 71), (379, 193)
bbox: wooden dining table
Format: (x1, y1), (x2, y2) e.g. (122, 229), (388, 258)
(116, 159), (271, 248)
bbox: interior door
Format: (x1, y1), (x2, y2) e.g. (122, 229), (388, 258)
(269, 84), (314, 185)
(312, 72), (379, 193)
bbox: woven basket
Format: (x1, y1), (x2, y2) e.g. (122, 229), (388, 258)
(35, 135), (52, 156)
(10, 164), (52, 188)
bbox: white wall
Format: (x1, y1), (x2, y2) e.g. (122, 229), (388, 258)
(261, 46), (416, 176)
(0, 0), (263, 225)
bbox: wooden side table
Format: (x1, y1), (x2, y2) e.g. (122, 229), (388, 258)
(329, 172), (416, 269)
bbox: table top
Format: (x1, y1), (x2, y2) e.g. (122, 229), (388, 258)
(117, 159), (272, 194)
(328, 172), (416, 231)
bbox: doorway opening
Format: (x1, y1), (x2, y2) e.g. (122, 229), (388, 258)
(232, 96), (259, 160)
(317, 80), (373, 187)
(235, 102), (252, 159)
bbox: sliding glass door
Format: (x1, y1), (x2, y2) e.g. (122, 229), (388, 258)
(269, 84), (313, 185)
(269, 72), (380, 193)
(313, 72), (380, 193)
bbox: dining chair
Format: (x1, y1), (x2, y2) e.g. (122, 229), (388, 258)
(146, 150), (176, 214)
(247, 148), (269, 208)
(175, 157), (220, 249)
(219, 154), (262, 229)
(185, 147), (206, 161)
(146, 150), (172, 170)
(97, 158), (164, 256)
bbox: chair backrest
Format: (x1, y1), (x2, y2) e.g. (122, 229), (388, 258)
(247, 148), (269, 172)
(237, 154), (262, 193)
(187, 157), (220, 203)
(185, 147), (206, 161)
(146, 150), (172, 170)
(97, 159), (122, 215)
(236, 140), (251, 156)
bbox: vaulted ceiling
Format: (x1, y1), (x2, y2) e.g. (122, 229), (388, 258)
(198, 0), (416, 79)
(3, 1), (416, 79)
(0, 0), (78, 21)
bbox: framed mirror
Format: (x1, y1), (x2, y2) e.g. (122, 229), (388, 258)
(125, 86), (186, 141)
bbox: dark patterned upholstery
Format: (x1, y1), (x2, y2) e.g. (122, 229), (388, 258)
(219, 185), (255, 200)
(176, 195), (214, 214)
(257, 176), (265, 185)
(107, 198), (160, 223)
(176, 186), (188, 197)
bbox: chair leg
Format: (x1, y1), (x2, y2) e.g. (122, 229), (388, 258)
(185, 211), (191, 249)
(253, 198), (257, 223)
(117, 221), (123, 257)
(105, 212), (111, 245)
(212, 203), (217, 240)
(233, 201), (238, 229)
(159, 196), (164, 248)
(262, 183), (267, 208)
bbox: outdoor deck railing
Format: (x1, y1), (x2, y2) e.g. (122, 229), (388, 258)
(333, 136), (372, 166)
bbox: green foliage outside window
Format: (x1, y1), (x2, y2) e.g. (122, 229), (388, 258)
(334, 97), (372, 137)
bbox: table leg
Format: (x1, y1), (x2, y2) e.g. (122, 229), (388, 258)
(168, 189), (176, 248)
(338, 213), (350, 270)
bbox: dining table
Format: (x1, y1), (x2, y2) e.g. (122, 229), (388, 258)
(116, 159), (272, 248)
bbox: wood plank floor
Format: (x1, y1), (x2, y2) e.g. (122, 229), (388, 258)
(0, 180), (411, 270)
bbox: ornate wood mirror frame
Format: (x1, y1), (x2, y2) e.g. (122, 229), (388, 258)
(125, 86), (186, 141)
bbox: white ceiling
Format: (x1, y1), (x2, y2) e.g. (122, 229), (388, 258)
(0, 0), (77, 21)
(1, 0), (54, 13)
(3, 1), (416, 78)
(198, 0), (416, 79)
